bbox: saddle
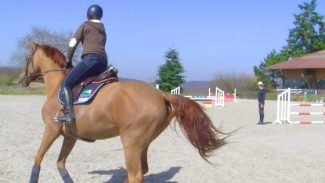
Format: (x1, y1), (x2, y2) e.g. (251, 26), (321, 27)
(58, 68), (118, 105)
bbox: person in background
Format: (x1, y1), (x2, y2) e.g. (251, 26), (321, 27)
(257, 81), (265, 125)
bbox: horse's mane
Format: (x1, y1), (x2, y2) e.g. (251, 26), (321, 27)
(37, 44), (72, 75)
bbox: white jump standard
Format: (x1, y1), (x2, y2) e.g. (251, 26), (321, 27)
(215, 87), (224, 107)
(274, 88), (325, 124)
(171, 86), (181, 95)
(208, 87), (224, 107)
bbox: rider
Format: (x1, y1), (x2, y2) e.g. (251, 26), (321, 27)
(57, 4), (108, 123)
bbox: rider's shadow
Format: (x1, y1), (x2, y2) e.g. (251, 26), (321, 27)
(89, 166), (181, 183)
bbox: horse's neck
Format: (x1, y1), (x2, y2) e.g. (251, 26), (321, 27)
(40, 59), (65, 97)
(43, 72), (65, 97)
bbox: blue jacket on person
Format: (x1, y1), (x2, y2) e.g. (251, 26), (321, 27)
(258, 88), (265, 104)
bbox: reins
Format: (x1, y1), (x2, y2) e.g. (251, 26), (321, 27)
(19, 46), (66, 84)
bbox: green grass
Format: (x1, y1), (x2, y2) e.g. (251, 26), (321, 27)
(0, 91), (46, 95)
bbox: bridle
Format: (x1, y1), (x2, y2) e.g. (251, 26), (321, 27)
(19, 46), (66, 84)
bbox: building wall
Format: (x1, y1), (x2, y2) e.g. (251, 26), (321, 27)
(283, 69), (325, 79)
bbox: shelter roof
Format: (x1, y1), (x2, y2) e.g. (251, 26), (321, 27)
(266, 50), (325, 69)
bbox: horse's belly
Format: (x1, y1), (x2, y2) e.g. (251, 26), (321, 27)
(88, 125), (120, 139)
(71, 121), (120, 140)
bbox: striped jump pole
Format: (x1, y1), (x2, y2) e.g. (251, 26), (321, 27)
(273, 88), (325, 124)
(187, 97), (214, 108)
(202, 101), (213, 108)
(291, 104), (325, 107)
(290, 121), (325, 124)
(290, 112), (325, 115)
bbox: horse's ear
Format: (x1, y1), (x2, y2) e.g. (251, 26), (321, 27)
(39, 42), (43, 45)
(29, 40), (36, 50)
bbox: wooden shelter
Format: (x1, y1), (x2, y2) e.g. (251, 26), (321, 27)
(266, 50), (325, 91)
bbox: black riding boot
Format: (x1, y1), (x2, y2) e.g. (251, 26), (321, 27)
(57, 87), (75, 123)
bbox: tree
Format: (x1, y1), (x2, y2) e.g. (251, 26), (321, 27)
(285, 0), (325, 57)
(156, 48), (186, 93)
(254, 0), (325, 90)
(11, 26), (82, 66)
(254, 50), (289, 91)
(208, 71), (256, 92)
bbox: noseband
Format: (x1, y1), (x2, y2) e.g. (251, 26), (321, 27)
(19, 46), (66, 84)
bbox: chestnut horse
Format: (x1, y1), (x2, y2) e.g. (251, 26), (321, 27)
(19, 40), (228, 183)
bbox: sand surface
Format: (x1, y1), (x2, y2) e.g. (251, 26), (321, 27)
(1, 95), (325, 183)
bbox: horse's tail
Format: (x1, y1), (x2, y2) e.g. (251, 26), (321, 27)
(163, 94), (229, 164)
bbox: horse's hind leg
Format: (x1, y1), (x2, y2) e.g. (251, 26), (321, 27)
(141, 146), (149, 175)
(122, 146), (145, 183)
(121, 133), (149, 183)
(30, 126), (60, 183)
(57, 137), (76, 183)
(122, 146), (149, 183)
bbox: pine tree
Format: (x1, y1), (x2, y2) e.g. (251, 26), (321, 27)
(285, 0), (325, 57)
(156, 48), (186, 93)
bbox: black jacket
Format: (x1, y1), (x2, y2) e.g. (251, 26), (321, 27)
(258, 88), (265, 103)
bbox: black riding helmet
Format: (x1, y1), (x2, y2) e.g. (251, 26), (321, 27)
(87, 5), (103, 19)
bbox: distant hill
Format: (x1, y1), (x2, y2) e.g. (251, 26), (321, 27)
(0, 67), (144, 82)
(1, 67), (210, 94)
(145, 81), (210, 95)
(119, 78), (145, 83)
(0, 67), (22, 78)
(181, 81), (210, 95)
(181, 81), (209, 90)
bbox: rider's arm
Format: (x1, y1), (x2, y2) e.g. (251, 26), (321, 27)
(66, 24), (84, 62)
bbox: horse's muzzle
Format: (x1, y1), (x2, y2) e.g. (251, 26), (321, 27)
(18, 78), (29, 87)
(22, 80), (28, 87)
(18, 78), (24, 84)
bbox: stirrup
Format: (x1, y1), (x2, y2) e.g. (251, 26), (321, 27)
(54, 109), (75, 124)
(108, 67), (118, 74)
(53, 109), (64, 126)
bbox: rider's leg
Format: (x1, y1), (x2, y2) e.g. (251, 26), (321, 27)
(57, 87), (75, 123)
(57, 54), (107, 123)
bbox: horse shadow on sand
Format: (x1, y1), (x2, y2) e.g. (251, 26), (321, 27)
(89, 166), (181, 183)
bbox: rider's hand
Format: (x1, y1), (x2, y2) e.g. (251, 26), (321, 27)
(64, 61), (73, 69)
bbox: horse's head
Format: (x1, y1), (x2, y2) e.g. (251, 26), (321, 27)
(18, 40), (42, 87)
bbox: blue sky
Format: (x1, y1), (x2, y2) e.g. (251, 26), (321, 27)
(0, 0), (324, 81)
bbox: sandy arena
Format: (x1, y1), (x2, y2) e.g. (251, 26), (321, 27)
(1, 95), (325, 183)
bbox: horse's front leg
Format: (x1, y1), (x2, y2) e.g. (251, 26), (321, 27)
(57, 137), (76, 183)
(30, 124), (61, 183)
